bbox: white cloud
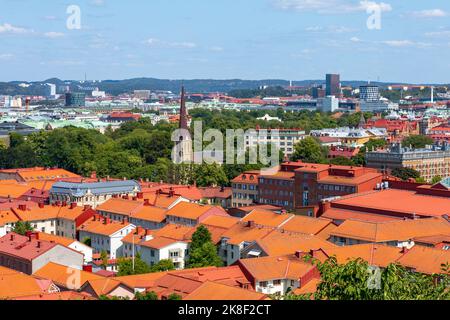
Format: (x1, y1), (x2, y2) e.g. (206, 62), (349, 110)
(350, 36), (361, 42)
(383, 40), (414, 47)
(412, 9), (447, 18)
(143, 38), (197, 49)
(0, 53), (13, 60)
(209, 46), (224, 52)
(91, 0), (106, 6)
(425, 30), (450, 38)
(305, 25), (354, 33)
(382, 40), (431, 48)
(0, 23), (32, 34)
(273, 0), (391, 14)
(44, 32), (64, 38)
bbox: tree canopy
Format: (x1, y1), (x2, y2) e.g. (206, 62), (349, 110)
(187, 225), (223, 268)
(402, 135), (434, 149)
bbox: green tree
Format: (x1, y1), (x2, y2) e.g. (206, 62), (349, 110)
(100, 250), (108, 270)
(431, 176), (442, 184)
(12, 221), (34, 235)
(187, 226), (223, 268)
(402, 135), (434, 149)
(135, 291), (158, 300)
(291, 256), (450, 300)
(117, 253), (151, 276)
(194, 163), (229, 187)
(329, 156), (355, 166)
(167, 293), (182, 300)
(292, 137), (327, 163)
(151, 259), (175, 273)
(391, 167), (421, 181)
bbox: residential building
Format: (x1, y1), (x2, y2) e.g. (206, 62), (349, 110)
(319, 187), (450, 223)
(366, 142), (450, 182)
(310, 127), (387, 148)
(0, 167), (80, 183)
(244, 127), (306, 158)
(0, 208), (19, 237)
(0, 232), (84, 274)
(328, 217), (450, 248)
(37, 232), (93, 263)
(49, 180), (141, 208)
(78, 215), (136, 259)
(231, 171), (260, 208)
(165, 202), (229, 226)
(237, 253), (320, 295)
(294, 163), (383, 209)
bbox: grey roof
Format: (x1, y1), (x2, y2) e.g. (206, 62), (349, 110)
(50, 180), (141, 197)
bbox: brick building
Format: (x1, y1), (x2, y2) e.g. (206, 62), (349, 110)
(257, 162), (383, 212)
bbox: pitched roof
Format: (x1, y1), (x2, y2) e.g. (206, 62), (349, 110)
(140, 236), (181, 249)
(0, 271), (48, 299)
(222, 222), (274, 246)
(331, 189), (450, 218)
(293, 277), (321, 296)
(202, 215), (239, 229)
(0, 232), (57, 261)
(114, 272), (168, 289)
(324, 244), (404, 268)
(50, 180), (140, 197)
(78, 217), (134, 237)
(15, 291), (96, 300)
(254, 230), (336, 257)
(321, 208), (403, 223)
(238, 254), (316, 281)
(330, 217), (450, 243)
(280, 216), (334, 235)
(97, 198), (167, 222)
(82, 278), (126, 297)
(0, 209), (19, 227)
(165, 202), (220, 220)
(241, 210), (293, 228)
(36, 232), (76, 247)
(184, 281), (267, 300)
(33, 262), (104, 289)
(396, 246), (450, 275)
(0, 167), (80, 182)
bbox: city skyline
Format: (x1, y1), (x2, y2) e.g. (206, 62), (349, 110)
(1, 0), (450, 83)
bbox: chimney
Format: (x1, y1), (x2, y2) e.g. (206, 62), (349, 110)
(84, 204), (91, 211)
(132, 196), (137, 201)
(62, 201), (67, 207)
(143, 199), (150, 206)
(401, 246), (409, 254)
(169, 190), (175, 198)
(318, 201), (331, 217)
(246, 220), (255, 228)
(38, 202), (45, 208)
(36, 241), (41, 249)
(295, 251), (306, 259)
(18, 204), (27, 211)
(137, 192), (144, 199)
(70, 202), (77, 209)
(10, 234), (14, 241)
(90, 171), (97, 179)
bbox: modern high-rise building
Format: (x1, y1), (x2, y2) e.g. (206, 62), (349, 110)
(311, 86), (325, 98)
(65, 92), (86, 107)
(360, 85), (380, 102)
(326, 74), (340, 97)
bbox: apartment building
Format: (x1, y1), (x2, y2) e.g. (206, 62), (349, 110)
(231, 171), (260, 208)
(366, 142), (450, 182)
(78, 216), (136, 259)
(0, 232), (84, 275)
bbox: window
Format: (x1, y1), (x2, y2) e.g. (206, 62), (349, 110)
(273, 280), (281, 286)
(260, 281), (268, 288)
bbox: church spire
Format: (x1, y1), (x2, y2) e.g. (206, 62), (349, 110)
(179, 85), (188, 130)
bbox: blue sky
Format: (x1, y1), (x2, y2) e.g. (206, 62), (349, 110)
(1, 0), (450, 83)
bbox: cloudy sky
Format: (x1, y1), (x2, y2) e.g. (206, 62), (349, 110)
(0, 0), (450, 83)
